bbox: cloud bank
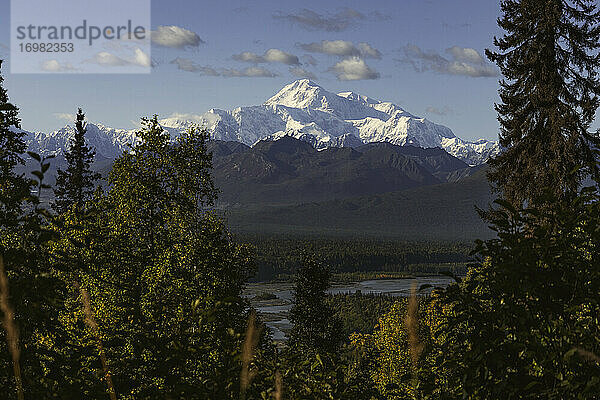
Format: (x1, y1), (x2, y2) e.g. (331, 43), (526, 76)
(330, 57), (379, 81)
(87, 48), (152, 68)
(151, 26), (204, 49)
(300, 40), (381, 59)
(400, 45), (497, 78)
(233, 49), (300, 65)
(41, 60), (76, 72)
(171, 58), (277, 77)
(53, 112), (76, 121)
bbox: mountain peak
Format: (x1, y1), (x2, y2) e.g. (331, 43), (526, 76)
(264, 79), (329, 109)
(264, 79), (392, 122)
(293, 78), (319, 86)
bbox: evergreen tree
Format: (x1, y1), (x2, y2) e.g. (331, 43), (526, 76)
(416, 2), (600, 398)
(0, 59), (31, 230)
(288, 255), (342, 355)
(486, 0), (600, 205)
(0, 60), (68, 400)
(53, 109), (101, 215)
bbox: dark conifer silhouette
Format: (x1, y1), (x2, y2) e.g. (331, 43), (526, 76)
(0, 59), (31, 228)
(486, 0), (600, 205)
(288, 255), (342, 355)
(53, 109), (101, 214)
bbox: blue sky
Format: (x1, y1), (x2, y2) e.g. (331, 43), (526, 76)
(1, 0), (511, 141)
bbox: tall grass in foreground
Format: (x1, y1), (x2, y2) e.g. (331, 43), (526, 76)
(405, 280), (423, 395)
(0, 255), (24, 400)
(79, 285), (117, 400)
(240, 310), (286, 399)
(274, 370), (282, 400)
(405, 281), (422, 369)
(240, 310), (261, 399)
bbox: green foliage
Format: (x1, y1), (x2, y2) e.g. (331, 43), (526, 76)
(274, 255), (386, 399)
(350, 297), (444, 400)
(327, 292), (397, 336)
(426, 189), (600, 398)
(278, 349), (382, 400)
(486, 0), (600, 205)
(288, 255), (343, 355)
(289, 256), (342, 354)
(53, 108), (101, 215)
(39, 117), (255, 398)
(0, 61), (65, 399)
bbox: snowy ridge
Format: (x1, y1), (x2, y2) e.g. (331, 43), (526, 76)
(24, 124), (138, 160)
(26, 79), (499, 165)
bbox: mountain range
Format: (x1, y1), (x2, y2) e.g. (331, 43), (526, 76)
(23, 79), (500, 166)
(19, 80), (498, 241)
(204, 137), (494, 240)
(207, 137), (480, 205)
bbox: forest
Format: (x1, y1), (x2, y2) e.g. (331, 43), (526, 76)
(2, 1), (600, 399)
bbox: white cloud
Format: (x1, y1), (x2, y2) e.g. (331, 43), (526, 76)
(300, 40), (381, 59)
(264, 49), (300, 65)
(41, 60), (76, 72)
(357, 43), (381, 59)
(167, 112), (206, 121)
(170, 57), (220, 75)
(170, 58), (277, 78)
(400, 44), (497, 78)
(233, 51), (263, 63)
(446, 46), (485, 64)
(132, 48), (152, 67)
(53, 112), (76, 121)
(233, 48), (300, 65)
(87, 48), (152, 68)
(290, 66), (317, 80)
(330, 57), (379, 81)
(151, 26), (204, 49)
(89, 52), (129, 66)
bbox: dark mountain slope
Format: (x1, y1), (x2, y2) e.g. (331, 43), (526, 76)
(211, 137), (476, 205)
(225, 167), (495, 241)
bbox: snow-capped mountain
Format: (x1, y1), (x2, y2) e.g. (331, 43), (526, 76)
(24, 123), (138, 160)
(25, 79), (499, 165)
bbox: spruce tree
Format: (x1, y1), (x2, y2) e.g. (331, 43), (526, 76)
(288, 255), (342, 355)
(53, 109), (100, 215)
(486, 0), (600, 205)
(0, 60), (69, 399)
(0, 59), (30, 229)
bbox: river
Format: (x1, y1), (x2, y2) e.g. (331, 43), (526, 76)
(244, 276), (455, 341)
